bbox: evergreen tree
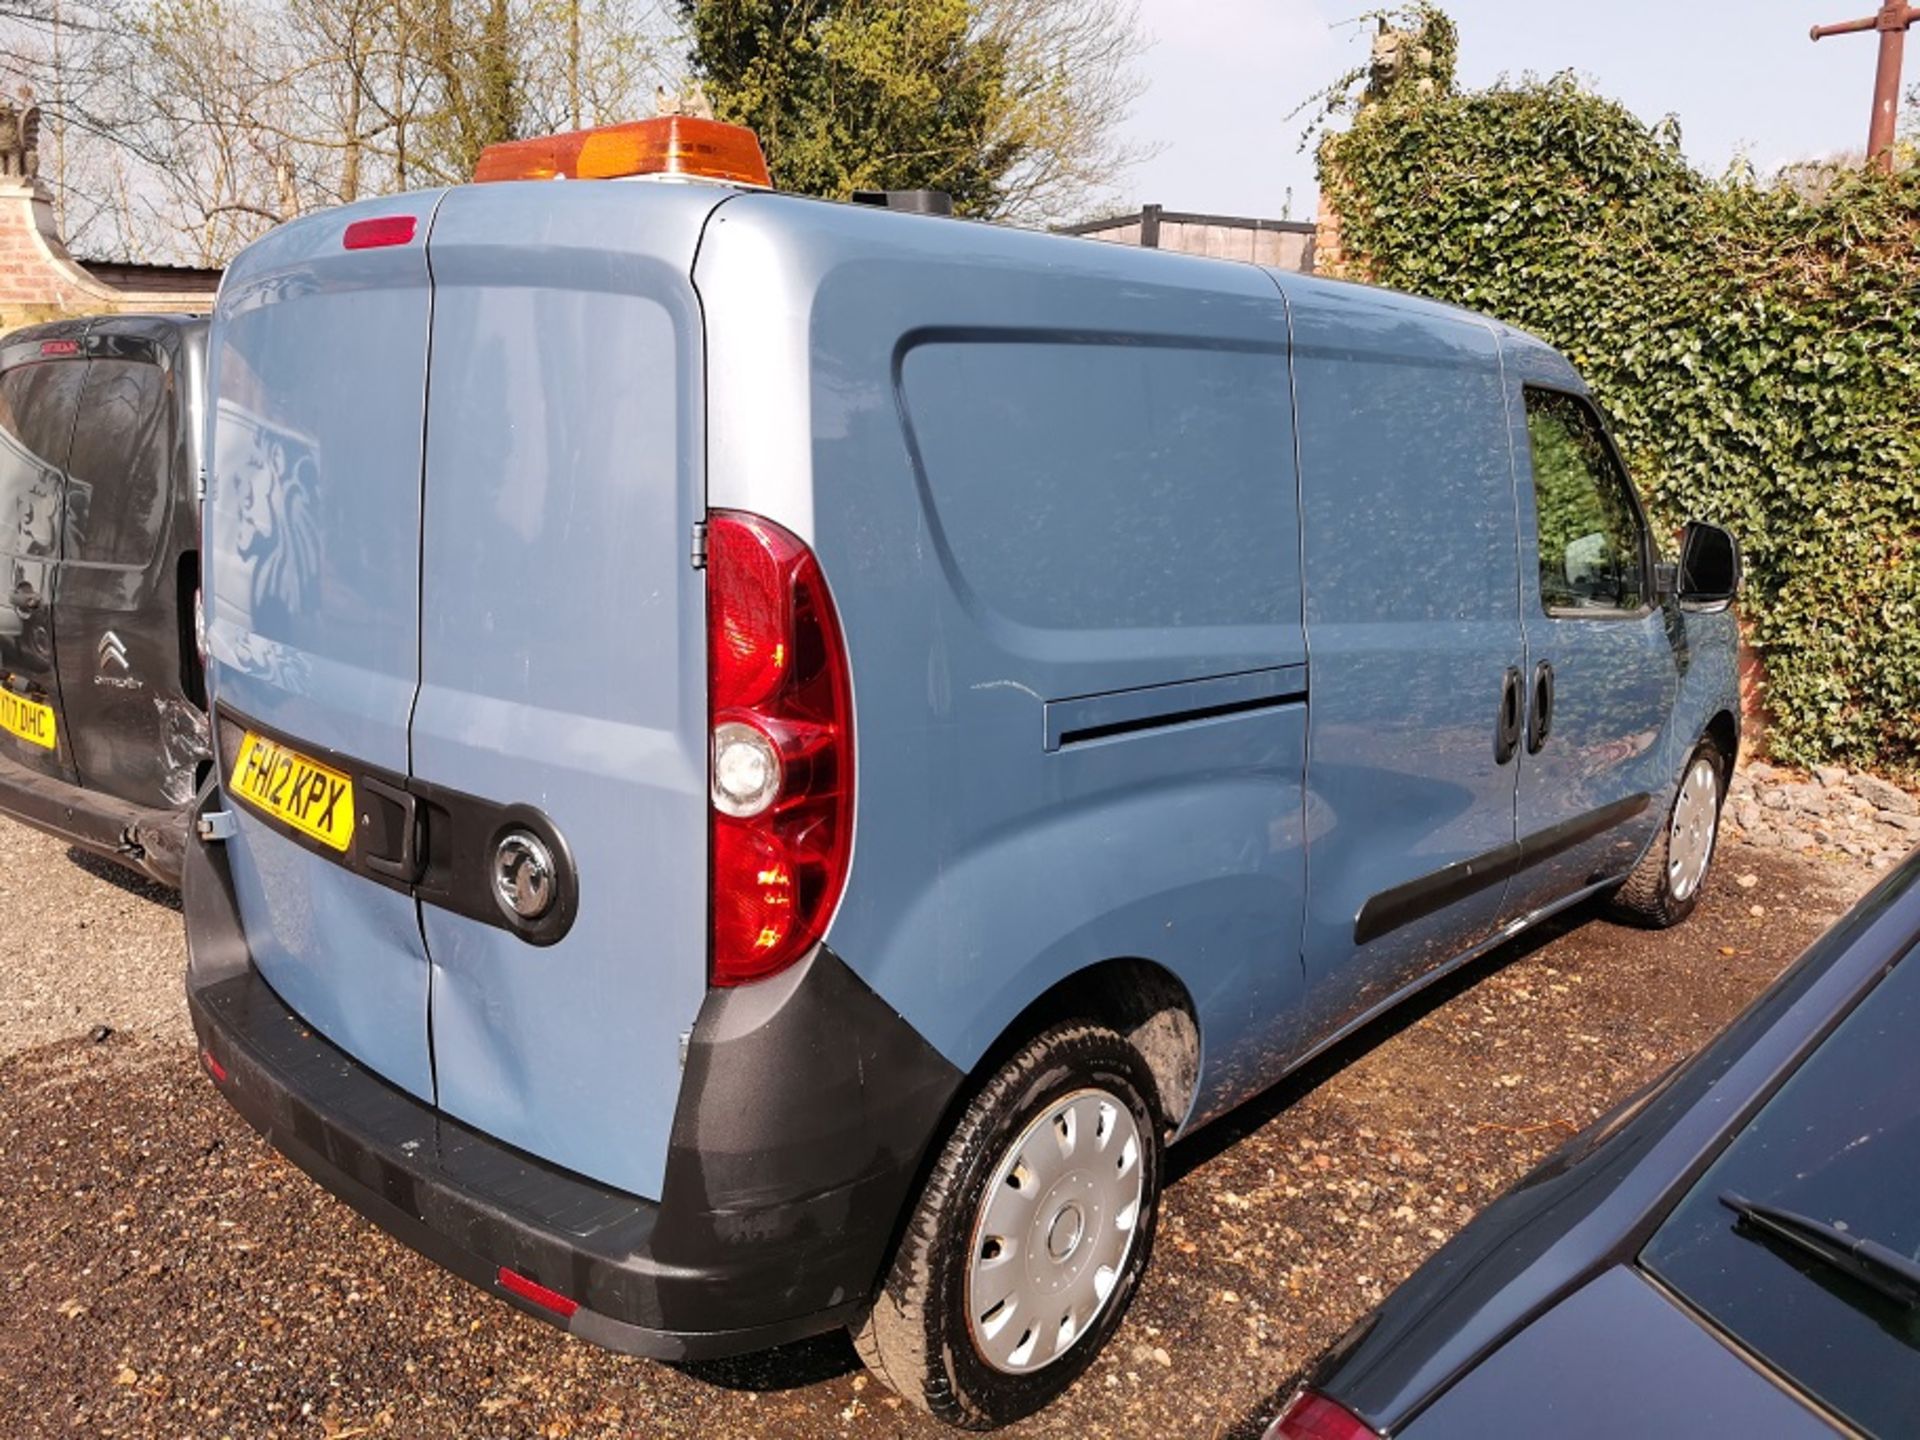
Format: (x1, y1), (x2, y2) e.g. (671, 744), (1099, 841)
(678, 0), (1019, 213)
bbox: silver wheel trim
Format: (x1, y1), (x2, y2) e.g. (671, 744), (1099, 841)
(1667, 755), (1720, 903)
(964, 1086), (1146, 1375)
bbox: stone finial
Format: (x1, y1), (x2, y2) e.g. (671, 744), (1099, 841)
(654, 81), (715, 121)
(0, 89), (39, 180)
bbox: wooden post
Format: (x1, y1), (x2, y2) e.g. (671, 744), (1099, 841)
(1139, 204), (1162, 249)
(1812, 1), (1919, 174)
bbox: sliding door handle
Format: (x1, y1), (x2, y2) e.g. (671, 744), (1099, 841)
(1495, 666), (1523, 765)
(1527, 661), (1555, 754)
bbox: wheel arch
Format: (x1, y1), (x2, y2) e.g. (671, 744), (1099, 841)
(967, 956), (1202, 1139)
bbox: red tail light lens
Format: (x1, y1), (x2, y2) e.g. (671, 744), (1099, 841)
(496, 1266), (578, 1318)
(1265, 1391), (1378, 1440)
(707, 512), (853, 986)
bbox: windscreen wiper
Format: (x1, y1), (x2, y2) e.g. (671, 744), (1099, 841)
(1720, 1190), (1920, 1309)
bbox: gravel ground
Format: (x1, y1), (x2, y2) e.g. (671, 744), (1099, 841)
(0, 813), (1889, 1440)
(0, 823), (184, 1054)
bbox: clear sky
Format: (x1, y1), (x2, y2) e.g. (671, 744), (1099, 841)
(1112, 0), (1888, 221)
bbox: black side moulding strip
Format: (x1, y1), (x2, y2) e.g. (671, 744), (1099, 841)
(1355, 793), (1651, 946)
(1044, 664), (1307, 752)
(1058, 691), (1304, 748)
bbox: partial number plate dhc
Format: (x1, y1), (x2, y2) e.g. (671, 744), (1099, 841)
(0, 689), (56, 750)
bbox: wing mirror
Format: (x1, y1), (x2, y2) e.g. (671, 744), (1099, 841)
(1677, 520), (1740, 608)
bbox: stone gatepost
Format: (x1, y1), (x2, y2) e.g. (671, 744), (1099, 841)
(0, 177), (136, 324)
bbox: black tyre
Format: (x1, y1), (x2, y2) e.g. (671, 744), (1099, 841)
(853, 1022), (1163, 1429)
(1611, 737), (1727, 928)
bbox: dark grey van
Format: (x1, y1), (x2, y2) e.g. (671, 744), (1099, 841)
(0, 315), (210, 884)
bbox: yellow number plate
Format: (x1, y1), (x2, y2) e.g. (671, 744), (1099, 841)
(0, 689), (56, 750)
(229, 731), (356, 853)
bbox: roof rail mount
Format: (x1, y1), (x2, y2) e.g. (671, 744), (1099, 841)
(851, 189), (954, 216)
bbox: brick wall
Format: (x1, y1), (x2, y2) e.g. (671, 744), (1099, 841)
(1312, 205), (1345, 277)
(0, 179), (220, 329)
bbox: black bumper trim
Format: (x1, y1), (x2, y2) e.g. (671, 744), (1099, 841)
(212, 704), (579, 945)
(0, 748), (186, 886)
(184, 782), (963, 1360)
(189, 968), (855, 1359)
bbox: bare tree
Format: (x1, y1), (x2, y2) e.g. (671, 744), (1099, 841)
(0, 0), (673, 263)
(0, 0), (1130, 263)
(972, 0), (1149, 224)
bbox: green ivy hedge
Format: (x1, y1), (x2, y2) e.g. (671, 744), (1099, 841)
(1320, 70), (1920, 776)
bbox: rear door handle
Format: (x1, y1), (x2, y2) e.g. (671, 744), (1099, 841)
(358, 774), (422, 883)
(1527, 661), (1555, 754)
(1495, 666), (1523, 765)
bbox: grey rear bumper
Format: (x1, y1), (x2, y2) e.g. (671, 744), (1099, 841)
(183, 787), (962, 1360)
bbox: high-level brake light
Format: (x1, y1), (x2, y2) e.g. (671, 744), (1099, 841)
(706, 512), (853, 987)
(342, 215), (418, 250)
(473, 116), (773, 188)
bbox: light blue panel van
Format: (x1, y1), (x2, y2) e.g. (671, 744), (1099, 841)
(184, 119), (1743, 1431)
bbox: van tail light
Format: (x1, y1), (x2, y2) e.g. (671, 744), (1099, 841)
(496, 1266), (578, 1318)
(1264, 1391), (1378, 1440)
(706, 511), (853, 987)
(473, 116), (773, 188)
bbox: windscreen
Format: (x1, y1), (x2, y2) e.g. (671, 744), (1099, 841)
(1641, 948), (1920, 1436)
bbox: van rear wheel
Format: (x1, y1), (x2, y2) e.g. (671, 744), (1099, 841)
(1611, 737), (1727, 928)
(854, 1022), (1162, 1429)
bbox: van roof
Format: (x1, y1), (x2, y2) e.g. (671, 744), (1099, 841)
(1262, 267), (1576, 376)
(700, 187), (1583, 387)
(1, 312), (208, 351)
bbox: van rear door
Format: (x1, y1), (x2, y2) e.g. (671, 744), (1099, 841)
(54, 325), (206, 811)
(410, 181), (717, 1200)
(0, 343), (84, 784)
(205, 194), (444, 1100)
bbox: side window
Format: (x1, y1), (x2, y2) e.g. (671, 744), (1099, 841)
(1524, 388), (1647, 614)
(63, 359), (172, 568)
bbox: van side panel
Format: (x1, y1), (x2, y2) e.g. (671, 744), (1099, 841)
(698, 197), (1309, 1125)
(205, 194), (444, 1101)
(411, 182), (718, 1200)
(1275, 275), (1525, 1048)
